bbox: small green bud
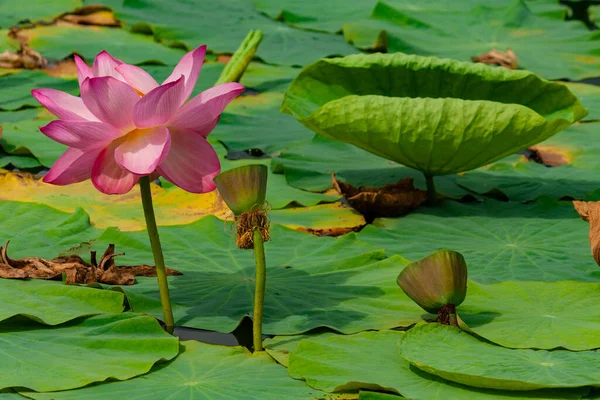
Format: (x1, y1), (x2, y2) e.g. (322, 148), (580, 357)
(213, 165), (268, 216)
(397, 249), (467, 314)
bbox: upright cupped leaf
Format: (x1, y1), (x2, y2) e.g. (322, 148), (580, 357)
(282, 53), (587, 176)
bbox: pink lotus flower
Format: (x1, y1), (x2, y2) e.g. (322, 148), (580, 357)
(32, 46), (244, 194)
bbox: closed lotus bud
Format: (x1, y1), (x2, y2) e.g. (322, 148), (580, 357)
(214, 165), (268, 216)
(397, 249), (467, 325)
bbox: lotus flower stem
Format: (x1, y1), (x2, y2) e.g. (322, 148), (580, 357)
(425, 174), (437, 205)
(139, 176), (175, 333)
(252, 228), (267, 352)
(216, 29), (263, 85)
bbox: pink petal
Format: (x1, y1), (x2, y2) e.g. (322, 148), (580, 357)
(40, 120), (124, 150)
(163, 45), (206, 101)
(74, 55), (92, 87)
(92, 50), (125, 82)
(81, 77), (139, 130)
(133, 76), (185, 128)
(31, 89), (99, 121)
(114, 126), (171, 175)
(115, 64), (159, 95)
(91, 145), (139, 195)
(168, 82), (244, 136)
(157, 127), (220, 193)
(43, 147), (101, 185)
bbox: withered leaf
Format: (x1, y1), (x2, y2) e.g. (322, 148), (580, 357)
(527, 145), (570, 167)
(0, 242), (182, 285)
(471, 48), (519, 69)
(332, 173), (427, 219)
(0, 46), (47, 69)
(60, 5), (120, 27)
(573, 201), (600, 266)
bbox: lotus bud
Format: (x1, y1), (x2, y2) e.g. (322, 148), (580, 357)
(397, 249), (467, 326)
(213, 165), (270, 250)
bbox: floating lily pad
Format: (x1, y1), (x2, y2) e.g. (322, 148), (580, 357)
(0, 313), (178, 392)
(23, 24), (185, 65)
(0, 71), (78, 110)
(0, 201), (100, 259)
(21, 341), (323, 399)
(0, 0), (80, 28)
(282, 53), (585, 180)
(564, 83), (600, 121)
(212, 92), (315, 154)
(343, 0), (600, 80)
(90, 0), (358, 66)
(1, 111), (66, 166)
(254, 0), (377, 33)
(459, 280), (600, 350)
(90, 217), (425, 334)
(0, 153), (41, 170)
(273, 135), (467, 197)
(456, 162), (600, 202)
(0, 171), (231, 231)
(288, 330), (585, 399)
(530, 122), (600, 169)
(0, 279), (124, 325)
(358, 198), (598, 283)
(270, 203), (365, 235)
(399, 323), (600, 391)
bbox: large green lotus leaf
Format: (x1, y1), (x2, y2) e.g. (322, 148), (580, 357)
(211, 92), (316, 154)
(0, 390), (25, 399)
(343, 0), (600, 80)
(399, 324), (600, 390)
(239, 62), (301, 93)
(20, 341), (324, 399)
(86, 0), (358, 66)
(0, 279), (124, 325)
(24, 24), (185, 65)
(564, 83), (600, 121)
(90, 217), (426, 334)
(0, 313), (178, 392)
(0, 0), (80, 28)
(138, 62), (224, 97)
(358, 198), (598, 283)
(0, 71), (78, 110)
(273, 134), (467, 197)
(0, 201), (101, 259)
(288, 330), (586, 399)
(531, 122), (600, 169)
(282, 53), (586, 177)
(1, 110), (66, 166)
(456, 162), (600, 202)
(253, 0), (377, 33)
(358, 392), (402, 400)
(264, 332), (338, 368)
(459, 280), (600, 351)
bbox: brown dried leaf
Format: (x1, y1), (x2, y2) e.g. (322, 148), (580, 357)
(527, 145), (570, 167)
(332, 173), (427, 219)
(472, 48), (519, 69)
(61, 6), (119, 27)
(0, 242), (182, 285)
(0, 45), (47, 69)
(297, 227), (358, 237)
(573, 200), (600, 266)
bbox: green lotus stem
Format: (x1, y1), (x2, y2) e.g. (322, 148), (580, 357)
(139, 176), (175, 333)
(216, 29), (263, 85)
(252, 228), (267, 352)
(425, 174), (437, 205)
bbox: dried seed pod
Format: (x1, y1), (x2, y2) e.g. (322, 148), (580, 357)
(397, 249), (467, 323)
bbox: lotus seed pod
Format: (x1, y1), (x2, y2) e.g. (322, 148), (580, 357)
(397, 249), (467, 314)
(214, 165), (268, 216)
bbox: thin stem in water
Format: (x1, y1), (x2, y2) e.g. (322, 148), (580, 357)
(139, 176), (175, 333)
(425, 174), (437, 205)
(252, 229), (267, 352)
